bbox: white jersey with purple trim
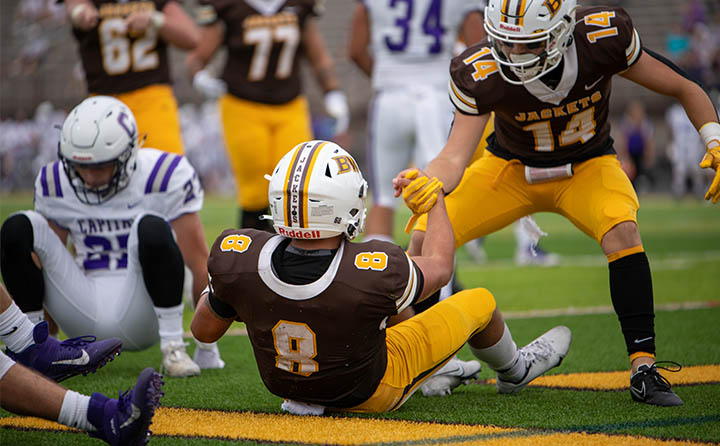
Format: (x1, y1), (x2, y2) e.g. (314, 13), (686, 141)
(364, 0), (481, 90)
(33, 148), (203, 274)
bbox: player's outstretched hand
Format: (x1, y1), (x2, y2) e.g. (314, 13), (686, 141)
(393, 168), (444, 233)
(699, 123), (720, 204)
(700, 147), (720, 203)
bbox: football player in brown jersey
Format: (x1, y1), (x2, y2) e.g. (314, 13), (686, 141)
(63, 0), (200, 155)
(395, 0), (720, 406)
(191, 140), (571, 413)
(185, 0), (350, 233)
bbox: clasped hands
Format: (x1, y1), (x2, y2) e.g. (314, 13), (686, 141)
(392, 168), (444, 233)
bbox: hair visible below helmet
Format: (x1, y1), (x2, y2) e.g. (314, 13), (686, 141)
(268, 140), (367, 240)
(484, 0), (577, 84)
(58, 96), (138, 205)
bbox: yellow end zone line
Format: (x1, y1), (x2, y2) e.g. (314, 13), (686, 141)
(487, 364), (720, 390)
(0, 408), (714, 445)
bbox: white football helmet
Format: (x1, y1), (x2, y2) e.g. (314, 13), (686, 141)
(484, 0), (577, 84)
(58, 96), (138, 205)
(267, 140), (367, 240)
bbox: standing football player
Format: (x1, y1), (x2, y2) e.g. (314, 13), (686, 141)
(396, 0), (720, 406)
(348, 0), (484, 244)
(63, 0), (200, 155)
(191, 140), (572, 413)
(185, 0), (350, 232)
(0, 96), (213, 377)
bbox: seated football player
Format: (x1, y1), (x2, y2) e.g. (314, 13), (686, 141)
(0, 96), (216, 378)
(191, 140), (571, 414)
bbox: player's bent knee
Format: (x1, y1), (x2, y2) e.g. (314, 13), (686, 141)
(601, 221), (642, 254)
(446, 288), (496, 330)
(137, 215), (176, 250)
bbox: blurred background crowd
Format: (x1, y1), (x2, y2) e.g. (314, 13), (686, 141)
(1, 0), (719, 198)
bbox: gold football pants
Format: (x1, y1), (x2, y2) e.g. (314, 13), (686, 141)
(219, 94), (313, 211)
(112, 84), (184, 154)
(343, 288), (496, 413)
(414, 153), (639, 245)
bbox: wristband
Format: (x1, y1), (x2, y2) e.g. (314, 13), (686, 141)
(151, 11), (166, 29)
(699, 122), (720, 150)
(70, 3), (88, 25)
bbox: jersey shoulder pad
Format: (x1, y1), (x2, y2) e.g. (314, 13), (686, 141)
(209, 229), (272, 271)
(575, 6), (641, 70)
(34, 161), (68, 200)
(449, 41), (505, 115)
(138, 149), (197, 195)
(347, 240), (417, 310)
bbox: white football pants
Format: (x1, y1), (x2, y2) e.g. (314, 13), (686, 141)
(367, 85), (454, 208)
(21, 210), (160, 351)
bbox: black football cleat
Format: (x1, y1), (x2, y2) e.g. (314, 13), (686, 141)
(630, 362), (683, 407)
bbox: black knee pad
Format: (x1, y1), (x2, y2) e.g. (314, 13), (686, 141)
(137, 215), (184, 308)
(0, 214), (44, 312)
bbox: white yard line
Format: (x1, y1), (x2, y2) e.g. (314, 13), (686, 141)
(459, 250), (720, 270)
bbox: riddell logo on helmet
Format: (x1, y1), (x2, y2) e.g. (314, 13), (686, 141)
(498, 22), (522, 32)
(277, 227), (321, 239)
(72, 155), (94, 161)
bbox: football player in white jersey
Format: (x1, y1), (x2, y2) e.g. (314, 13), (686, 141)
(666, 103), (707, 198)
(0, 96), (216, 377)
(349, 0), (485, 244)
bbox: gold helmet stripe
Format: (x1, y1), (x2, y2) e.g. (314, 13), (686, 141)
(283, 144), (306, 228)
(500, 0), (511, 23)
(298, 141), (326, 228)
(517, 0), (527, 26)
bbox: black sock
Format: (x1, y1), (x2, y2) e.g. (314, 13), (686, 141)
(0, 214), (44, 312)
(137, 215), (184, 308)
(608, 252), (655, 355)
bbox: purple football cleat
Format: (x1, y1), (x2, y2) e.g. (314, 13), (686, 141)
(88, 368), (165, 446)
(5, 321), (122, 382)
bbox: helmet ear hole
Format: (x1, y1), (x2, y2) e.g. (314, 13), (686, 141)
(349, 208), (358, 217)
(325, 165), (332, 178)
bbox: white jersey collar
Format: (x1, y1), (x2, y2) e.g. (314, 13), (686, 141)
(245, 0), (286, 16)
(258, 235), (345, 300)
(522, 40), (579, 105)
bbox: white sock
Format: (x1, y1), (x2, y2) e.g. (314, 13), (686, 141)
(26, 310), (44, 325)
(469, 323), (526, 382)
(363, 234), (394, 243)
(0, 303), (36, 352)
(58, 390), (94, 431)
(195, 340), (219, 351)
(154, 303), (184, 349)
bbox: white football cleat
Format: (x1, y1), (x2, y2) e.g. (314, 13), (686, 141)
(161, 341), (201, 378)
(193, 343), (226, 370)
(497, 325), (571, 394)
(421, 357), (482, 397)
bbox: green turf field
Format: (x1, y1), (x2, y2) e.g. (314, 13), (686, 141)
(1, 193), (719, 445)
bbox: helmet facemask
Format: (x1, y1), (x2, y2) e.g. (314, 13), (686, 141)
(60, 143), (136, 205)
(484, 0), (576, 84)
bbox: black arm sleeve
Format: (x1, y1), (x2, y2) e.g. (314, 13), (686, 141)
(208, 290), (238, 319)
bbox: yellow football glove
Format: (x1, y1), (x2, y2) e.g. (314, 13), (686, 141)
(699, 122), (720, 204)
(401, 169), (444, 233)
